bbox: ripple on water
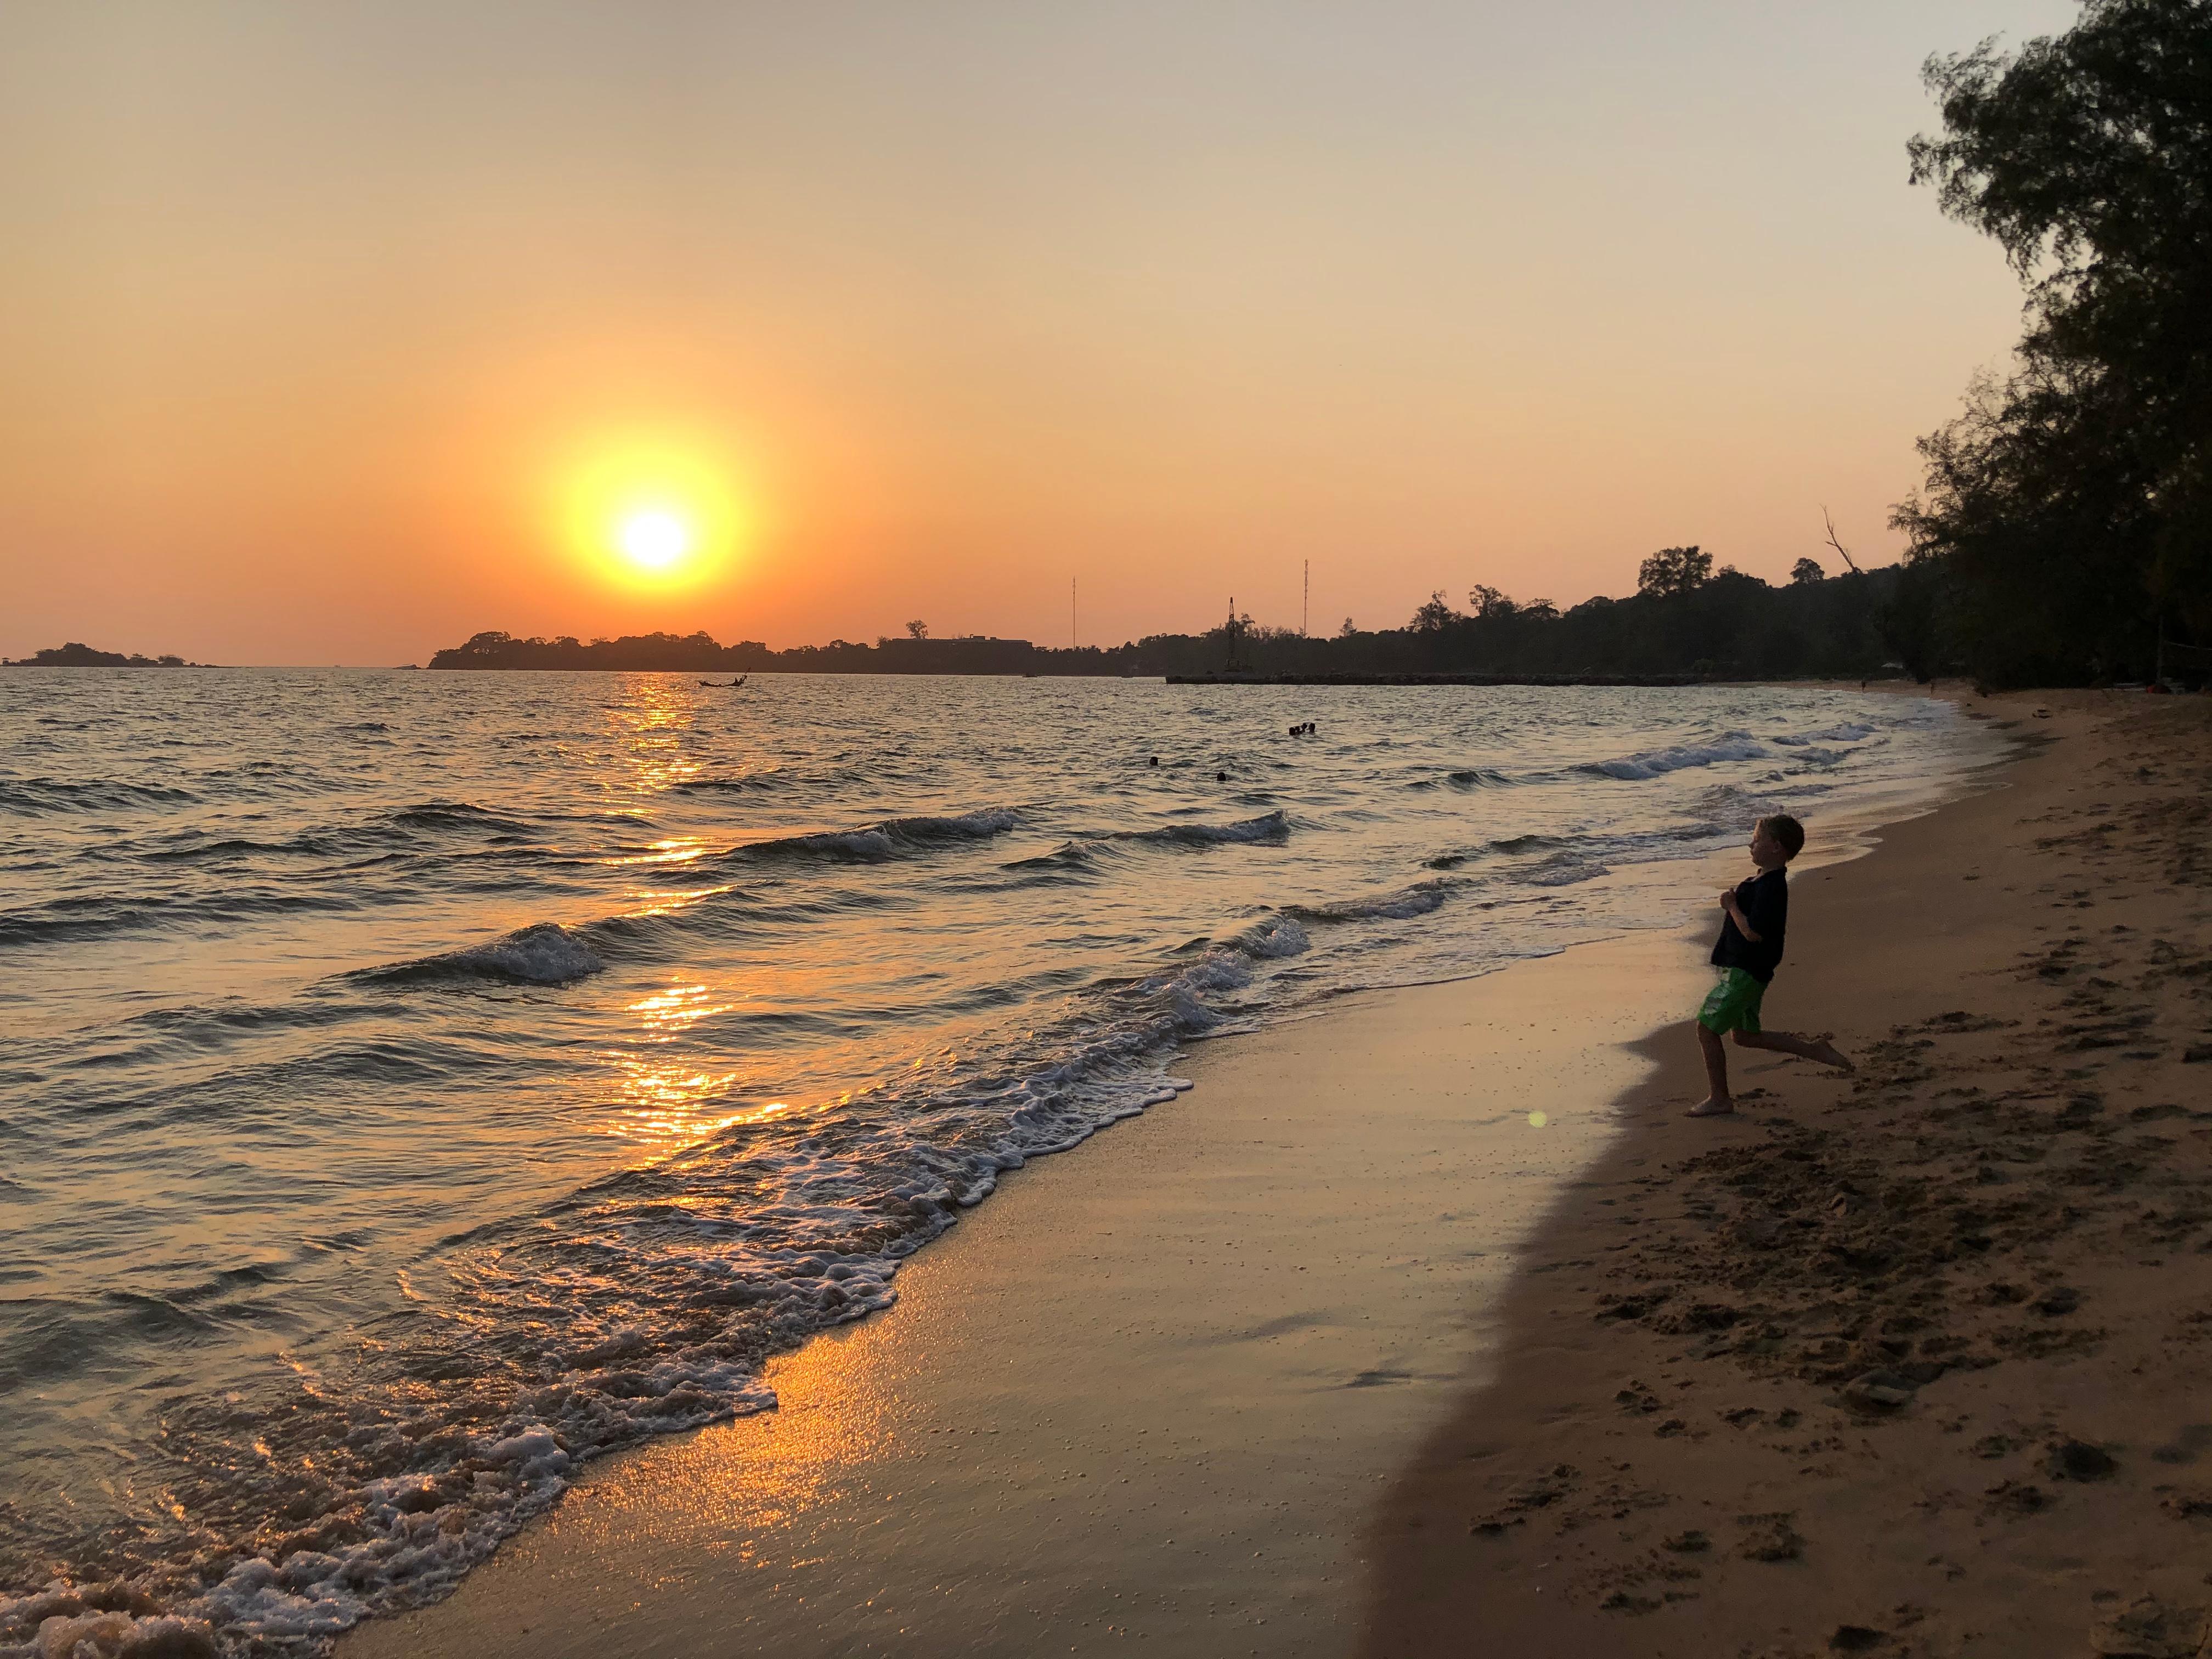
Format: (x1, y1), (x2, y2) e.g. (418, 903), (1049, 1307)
(0, 672), (1994, 1649)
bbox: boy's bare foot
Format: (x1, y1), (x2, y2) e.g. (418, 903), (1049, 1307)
(1687, 1097), (1736, 1118)
(1807, 1036), (1854, 1072)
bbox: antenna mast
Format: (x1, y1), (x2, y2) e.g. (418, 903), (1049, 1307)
(1071, 577), (1076, 650)
(1302, 559), (1310, 637)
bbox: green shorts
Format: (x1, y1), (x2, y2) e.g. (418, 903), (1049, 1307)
(1698, 967), (1766, 1034)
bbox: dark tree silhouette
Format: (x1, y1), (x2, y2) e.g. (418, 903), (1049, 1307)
(1791, 557), (1826, 585)
(3, 642), (206, 667)
(1410, 591), (1458, 631)
(1894, 0), (2212, 684)
(424, 551), (1925, 682)
(1637, 546), (1712, 599)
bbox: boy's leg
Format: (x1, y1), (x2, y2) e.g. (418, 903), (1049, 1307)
(1732, 1028), (1854, 1071)
(1690, 1020), (1734, 1116)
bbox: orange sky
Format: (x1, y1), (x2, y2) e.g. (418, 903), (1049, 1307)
(0, 1), (2078, 665)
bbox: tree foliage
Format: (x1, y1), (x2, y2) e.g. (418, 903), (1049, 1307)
(1410, 591), (1457, 631)
(1895, 0), (2212, 684)
(1637, 545), (1712, 599)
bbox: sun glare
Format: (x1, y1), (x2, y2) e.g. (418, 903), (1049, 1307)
(618, 508), (692, 572)
(556, 436), (751, 591)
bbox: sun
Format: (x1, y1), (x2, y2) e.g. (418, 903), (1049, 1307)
(554, 435), (753, 591)
(617, 508), (693, 572)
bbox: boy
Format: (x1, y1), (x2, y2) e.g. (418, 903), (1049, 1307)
(1689, 814), (1852, 1118)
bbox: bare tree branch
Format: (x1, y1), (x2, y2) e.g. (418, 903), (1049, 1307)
(1821, 506), (1865, 574)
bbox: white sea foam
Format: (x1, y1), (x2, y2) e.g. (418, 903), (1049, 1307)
(0, 1603), (219, 1659)
(1236, 916), (1311, 958)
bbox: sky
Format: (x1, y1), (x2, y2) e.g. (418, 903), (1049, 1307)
(0, 0), (2083, 665)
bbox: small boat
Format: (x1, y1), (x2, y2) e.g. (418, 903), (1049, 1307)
(698, 675), (748, 688)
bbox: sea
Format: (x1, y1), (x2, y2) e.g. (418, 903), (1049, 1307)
(0, 670), (1997, 1654)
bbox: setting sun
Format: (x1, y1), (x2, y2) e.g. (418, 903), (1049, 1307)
(554, 435), (752, 592)
(617, 509), (693, 572)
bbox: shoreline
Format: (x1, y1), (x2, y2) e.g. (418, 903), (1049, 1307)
(332, 695), (2006, 1658)
(345, 923), (1720, 1658)
(1361, 689), (2212, 1657)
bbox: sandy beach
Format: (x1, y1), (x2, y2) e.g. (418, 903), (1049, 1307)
(1364, 689), (2212, 1658)
(337, 689), (2212, 1659)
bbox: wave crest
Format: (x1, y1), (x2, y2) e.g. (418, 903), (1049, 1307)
(388, 801), (538, 837)
(0, 776), (201, 814)
(670, 770), (788, 793)
(731, 809), (1017, 864)
(361, 922), (605, 986)
(1117, 810), (1288, 848)
(1287, 881), (1452, 923)
(1577, 731), (1768, 781)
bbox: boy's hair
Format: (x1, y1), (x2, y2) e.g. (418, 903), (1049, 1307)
(1759, 814), (1806, 860)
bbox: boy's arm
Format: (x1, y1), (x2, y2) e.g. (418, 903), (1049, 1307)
(1722, 893), (1764, 943)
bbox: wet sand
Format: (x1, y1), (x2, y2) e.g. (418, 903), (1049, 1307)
(346, 917), (1719, 1657)
(1362, 690), (2212, 1658)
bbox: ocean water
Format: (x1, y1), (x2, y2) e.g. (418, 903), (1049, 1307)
(0, 671), (1994, 1653)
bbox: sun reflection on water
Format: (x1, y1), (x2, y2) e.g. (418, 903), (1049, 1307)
(601, 978), (789, 1144)
(601, 837), (712, 868)
(604, 678), (707, 795)
(623, 879), (732, 919)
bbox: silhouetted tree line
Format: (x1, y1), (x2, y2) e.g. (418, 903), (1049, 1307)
(1142, 555), (1906, 680)
(1891, 0), (2212, 687)
(429, 557), (1911, 679)
(2, 642), (198, 667)
(429, 629), (1047, 674)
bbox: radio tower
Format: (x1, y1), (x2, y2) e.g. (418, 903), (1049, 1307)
(1302, 559), (1310, 637)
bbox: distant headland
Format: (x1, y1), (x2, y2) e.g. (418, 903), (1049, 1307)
(1, 642), (215, 668)
(427, 558), (1932, 681)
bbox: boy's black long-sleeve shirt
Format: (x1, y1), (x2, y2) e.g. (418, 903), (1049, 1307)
(1711, 866), (1788, 983)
